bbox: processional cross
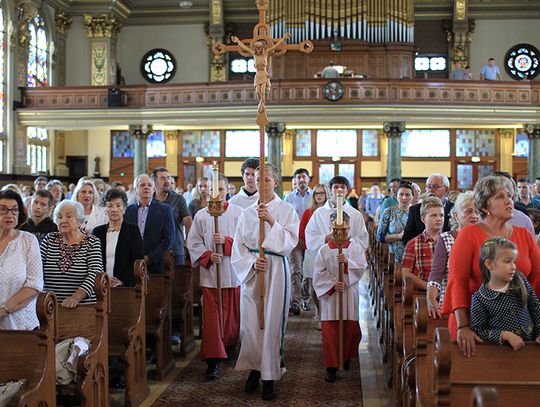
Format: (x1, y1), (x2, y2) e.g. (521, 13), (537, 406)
(212, 0), (313, 329)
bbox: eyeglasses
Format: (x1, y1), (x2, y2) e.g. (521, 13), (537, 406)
(0, 206), (19, 215)
(314, 192), (326, 196)
(426, 184), (444, 190)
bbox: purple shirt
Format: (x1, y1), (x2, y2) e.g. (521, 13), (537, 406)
(510, 209), (535, 236)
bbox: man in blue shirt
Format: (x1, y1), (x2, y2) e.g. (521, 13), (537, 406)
(285, 168), (312, 314)
(365, 183), (385, 221)
(480, 58), (501, 81)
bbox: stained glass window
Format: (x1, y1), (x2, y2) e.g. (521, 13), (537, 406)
(515, 130), (529, 157)
(182, 131), (220, 157)
(0, 7), (5, 172)
(147, 131), (166, 158)
(225, 130), (268, 157)
(362, 130), (378, 157)
(478, 164), (495, 180)
(316, 130), (357, 157)
(112, 130), (167, 158)
(456, 129), (496, 157)
(457, 164), (473, 190)
(401, 130), (450, 157)
(338, 164), (355, 188)
(27, 127), (49, 174)
(27, 15), (48, 87)
(141, 49), (176, 84)
(319, 164), (335, 186)
(295, 130), (311, 156)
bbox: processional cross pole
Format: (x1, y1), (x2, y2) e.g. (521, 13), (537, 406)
(212, 0), (313, 329)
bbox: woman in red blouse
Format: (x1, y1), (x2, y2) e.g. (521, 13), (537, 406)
(299, 183), (329, 326)
(441, 175), (540, 357)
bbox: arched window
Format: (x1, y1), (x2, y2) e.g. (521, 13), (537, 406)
(0, 7), (6, 173)
(27, 13), (49, 174)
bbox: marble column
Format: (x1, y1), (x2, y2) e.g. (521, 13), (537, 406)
(524, 124), (540, 180)
(498, 129), (514, 175)
(13, 125), (31, 174)
(130, 125), (153, 177)
(54, 9), (72, 86)
(265, 122), (286, 196)
(383, 122), (405, 187)
(165, 130), (179, 177)
(83, 14), (121, 86)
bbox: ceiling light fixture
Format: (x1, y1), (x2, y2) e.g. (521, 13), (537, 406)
(179, 1), (193, 8)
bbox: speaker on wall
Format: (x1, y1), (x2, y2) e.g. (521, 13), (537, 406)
(108, 88), (122, 107)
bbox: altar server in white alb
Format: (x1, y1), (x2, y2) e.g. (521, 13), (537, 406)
(231, 162), (299, 401)
(305, 175), (369, 257)
(228, 158), (259, 209)
(187, 173), (243, 380)
(313, 212), (367, 383)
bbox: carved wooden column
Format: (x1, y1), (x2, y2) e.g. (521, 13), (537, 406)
(444, 0), (475, 69)
(83, 14), (121, 86)
(383, 122), (405, 187)
(130, 125), (153, 177)
(165, 130), (179, 177)
(498, 129), (514, 175)
(208, 0), (226, 82)
(54, 9), (72, 86)
(266, 122), (286, 196)
(524, 124), (540, 180)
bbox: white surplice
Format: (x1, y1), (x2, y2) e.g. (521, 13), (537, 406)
(304, 200), (369, 259)
(228, 188), (259, 209)
(313, 242), (367, 321)
(187, 203), (243, 288)
(231, 194), (299, 380)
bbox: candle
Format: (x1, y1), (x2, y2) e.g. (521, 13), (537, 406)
(212, 165), (219, 198)
(336, 190), (343, 225)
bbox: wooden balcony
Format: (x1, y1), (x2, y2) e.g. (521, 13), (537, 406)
(17, 79), (540, 128)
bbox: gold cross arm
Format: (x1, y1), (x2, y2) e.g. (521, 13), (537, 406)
(212, 37), (313, 58)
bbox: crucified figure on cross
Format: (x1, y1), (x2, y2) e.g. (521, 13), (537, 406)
(230, 33), (291, 115)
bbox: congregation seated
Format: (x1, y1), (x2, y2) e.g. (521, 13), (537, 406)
(72, 178), (108, 234)
(41, 200), (104, 307)
(441, 175), (540, 356)
(188, 176), (209, 218)
(45, 179), (64, 211)
(93, 188), (144, 287)
(0, 190), (43, 330)
(20, 189), (57, 244)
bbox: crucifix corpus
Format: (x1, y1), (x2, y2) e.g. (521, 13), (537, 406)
(212, 0), (313, 329)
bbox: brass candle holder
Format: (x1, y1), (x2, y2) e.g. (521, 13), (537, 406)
(331, 220), (350, 244)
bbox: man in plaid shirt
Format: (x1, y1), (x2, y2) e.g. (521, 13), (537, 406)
(402, 196), (444, 290)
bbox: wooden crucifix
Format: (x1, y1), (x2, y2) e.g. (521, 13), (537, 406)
(212, 0), (313, 330)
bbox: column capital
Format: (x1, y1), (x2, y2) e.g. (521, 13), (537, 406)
(55, 9), (72, 35)
(523, 124), (540, 139)
(265, 122), (286, 136)
(129, 124), (153, 139)
(164, 130), (178, 140)
(83, 13), (122, 38)
(382, 122), (406, 137)
(498, 128), (514, 139)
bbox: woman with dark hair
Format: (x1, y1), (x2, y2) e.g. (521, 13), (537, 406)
(92, 188), (144, 287)
(0, 190), (43, 330)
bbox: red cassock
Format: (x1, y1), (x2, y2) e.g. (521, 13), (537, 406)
(321, 321), (361, 368)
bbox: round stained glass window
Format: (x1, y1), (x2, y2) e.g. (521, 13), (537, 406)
(504, 43), (540, 80)
(140, 49), (176, 84)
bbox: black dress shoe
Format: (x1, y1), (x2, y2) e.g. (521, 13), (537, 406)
(262, 380), (276, 400)
(289, 303), (301, 316)
(205, 359), (220, 380)
(225, 345), (236, 362)
(244, 370), (261, 393)
(343, 359), (351, 371)
(325, 367), (337, 383)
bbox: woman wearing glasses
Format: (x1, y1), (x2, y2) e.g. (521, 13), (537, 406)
(0, 190), (43, 330)
(299, 184), (329, 328)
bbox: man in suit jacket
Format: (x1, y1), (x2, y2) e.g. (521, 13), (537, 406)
(402, 173), (453, 246)
(125, 174), (175, 274)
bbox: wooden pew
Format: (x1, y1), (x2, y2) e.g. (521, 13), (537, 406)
(171, 248), (195, 357)
(109, 259), (150, 406)
(432, 327), (540, 406)
(414, 297), (448, 407)
(57, 273), (110, 407)
(382, 253), (395, 387)
(145, 251), (175, 380)
(469, 387), (499, 407)
(0, 291), (57, 407)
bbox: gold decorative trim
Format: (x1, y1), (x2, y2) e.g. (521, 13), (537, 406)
(55, 9), (72, 35)
(83, 14), (122, 38)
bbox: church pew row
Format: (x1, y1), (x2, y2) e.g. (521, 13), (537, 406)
(469, 387), (499, 407)
(413, 297), (448, 407)
(145, 252), (175, 380)
(171, 249), (195, 357)
(382, 253), (396, 387)
(109, 259), (150, 407)
(431, 327), (540, 407)
(57, 273), (110, 407)
(0, 291), (57, 407)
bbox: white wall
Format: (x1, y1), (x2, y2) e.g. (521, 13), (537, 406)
(470, 19), (540, 81)
(65, 17), (91, 86)
(117, 24), (209, 85)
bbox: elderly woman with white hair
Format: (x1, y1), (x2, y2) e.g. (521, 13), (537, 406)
(41, 200), (103, 308)
(426, 191), (480, 318)
(72, 179), (108, 233)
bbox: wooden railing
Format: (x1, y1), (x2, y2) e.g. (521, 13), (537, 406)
(19, 79), (540, 110)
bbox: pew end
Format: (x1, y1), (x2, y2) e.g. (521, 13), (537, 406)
(470, 387), (499, 407)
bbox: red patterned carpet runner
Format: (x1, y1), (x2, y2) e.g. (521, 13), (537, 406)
(152, 310), (363, 406)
